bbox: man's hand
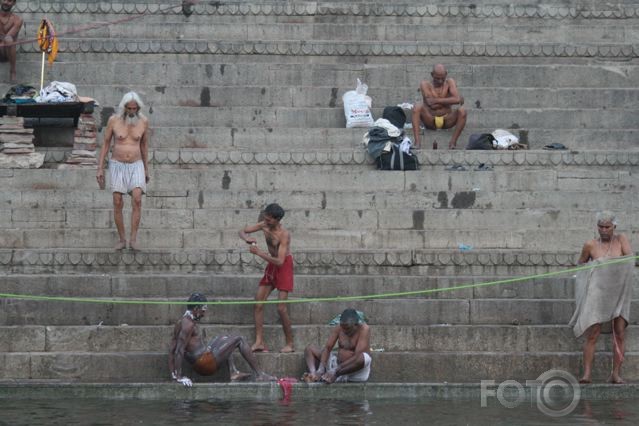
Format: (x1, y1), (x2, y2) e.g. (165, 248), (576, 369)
(249, 244), (260, 255)
(244, 237), (257, 245)
(177, 376), (193, 387)
(96, 169), (105, 189)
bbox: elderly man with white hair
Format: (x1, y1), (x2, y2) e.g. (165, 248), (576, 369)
(570, 211), (634, 384)
(97, 92), (150, 250)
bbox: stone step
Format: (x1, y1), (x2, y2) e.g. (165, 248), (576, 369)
(3, 325), (638, 353)
(19, 17), (639, 45)
(19, 62), (639, 89)
(0, 226), (621, 250)
(2, 207), (636, 233)
(3, 165), (635, 193)
(3, 296), (637, 326)
(7, 84), (637, 111)
(3, 188), (638, 211)
(32, 126), (631, 151)
(1, 350), (637, 383)
(0, 273), (584, 300)
(81, 106), (639, 129)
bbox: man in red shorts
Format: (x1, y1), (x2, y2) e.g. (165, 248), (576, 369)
(239, 203), (295, 353)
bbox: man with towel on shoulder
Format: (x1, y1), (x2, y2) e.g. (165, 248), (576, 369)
(569, 211), (634, 384)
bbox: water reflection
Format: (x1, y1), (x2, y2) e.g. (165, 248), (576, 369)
(0, 398), (638, 425)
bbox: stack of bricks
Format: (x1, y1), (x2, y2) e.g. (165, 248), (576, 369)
(0, 116), (36, 154)
(61, 110), (98, 168)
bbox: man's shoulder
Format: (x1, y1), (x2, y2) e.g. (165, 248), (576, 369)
(177, 316), (196, 331)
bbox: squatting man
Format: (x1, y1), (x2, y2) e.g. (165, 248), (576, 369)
(169, 293), (275, 386)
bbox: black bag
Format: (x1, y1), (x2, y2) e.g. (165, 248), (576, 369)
(377, 144), (418, 170)
(466, 133), (495, 150)
(382, 106), (406, 129)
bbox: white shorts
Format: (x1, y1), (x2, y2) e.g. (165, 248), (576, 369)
(329, 352), (372, 383)
(109, 159), (146, 194)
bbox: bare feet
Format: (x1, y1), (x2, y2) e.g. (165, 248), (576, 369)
(114, 240), (126, 250)
(230, 372), (252, 382)
(280, 345), (295, 353)
(301, 372), (321, 383)
(129, 240), (140, 251)
(608, 374), (624, 384)
(255, 372), (277, 382)
(578, 376), (592, 384)
(251, 343), (268, 353)
(448, 143), (456, 150)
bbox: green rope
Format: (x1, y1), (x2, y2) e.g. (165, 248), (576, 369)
(0, 256), (635, 306)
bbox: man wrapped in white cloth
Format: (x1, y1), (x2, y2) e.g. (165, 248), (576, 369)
(96, 92), (150, 251)
(569, 211), (634, 384)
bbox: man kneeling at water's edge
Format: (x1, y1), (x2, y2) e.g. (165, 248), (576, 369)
(168, 293), (275, 386)
(303, 308), (371, 384)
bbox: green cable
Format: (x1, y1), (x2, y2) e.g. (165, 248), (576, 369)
(0, 256), (635, 306)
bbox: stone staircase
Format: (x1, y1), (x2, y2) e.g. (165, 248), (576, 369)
(1, 0), (638, 386)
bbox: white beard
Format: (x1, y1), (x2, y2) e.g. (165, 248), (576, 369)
(124, 114), (140, 126)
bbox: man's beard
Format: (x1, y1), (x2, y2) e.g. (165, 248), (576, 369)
(1, 5), (12, 12)
(124, 113), (140, 125)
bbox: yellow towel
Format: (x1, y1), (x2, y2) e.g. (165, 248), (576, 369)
(434, 115), (445, 129)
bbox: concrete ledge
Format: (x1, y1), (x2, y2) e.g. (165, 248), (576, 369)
(0, 381), (638, 401)
(1, 351), (639, 382)
(17, 38), (639, 58)
(0, 248), (585, 272)
(16, 2), (639, 20)
(146, 149), (639, 167)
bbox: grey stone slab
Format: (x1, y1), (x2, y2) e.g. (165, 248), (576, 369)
(7, 324), (632, 353)
(0, 273), (594, 301)
(470, 299), (579, 325)
(21, 229), (183, 249)
(0, 298), (473, 326)
(0, 274), (112, 298)
(3, 351), (639, 383)
(0, 326), (46, 352)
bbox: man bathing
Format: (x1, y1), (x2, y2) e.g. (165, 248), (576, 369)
(570, 211), (633, 384)
(168, 293), (274, 386)
(303, 308), (371, 384)
(239, 203), (295, 354)
(411, 63), (467, 149)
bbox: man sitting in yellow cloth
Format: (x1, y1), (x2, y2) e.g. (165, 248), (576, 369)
(569, 211), (634, 384)
(411, 63), (467, 149)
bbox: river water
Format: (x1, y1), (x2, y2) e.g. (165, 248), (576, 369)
(0, 398), (637, 425)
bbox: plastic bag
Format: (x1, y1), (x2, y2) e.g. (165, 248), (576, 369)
(491, 129), (519, 150)
(342, 79), (374, 128)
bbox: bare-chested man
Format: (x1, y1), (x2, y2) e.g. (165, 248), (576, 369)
(574, 211), (633, 385)
(303, 308), (371, 384)
(168, 293), (274, 387)
(0, 0), (23, 82)
(412, 63), (467, 149)
(239, 203), (295, 354)
(97, 92), (150, 251)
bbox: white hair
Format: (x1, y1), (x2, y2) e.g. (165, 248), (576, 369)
(117, 91), (145, 117)
(596, 210), (618, 226)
